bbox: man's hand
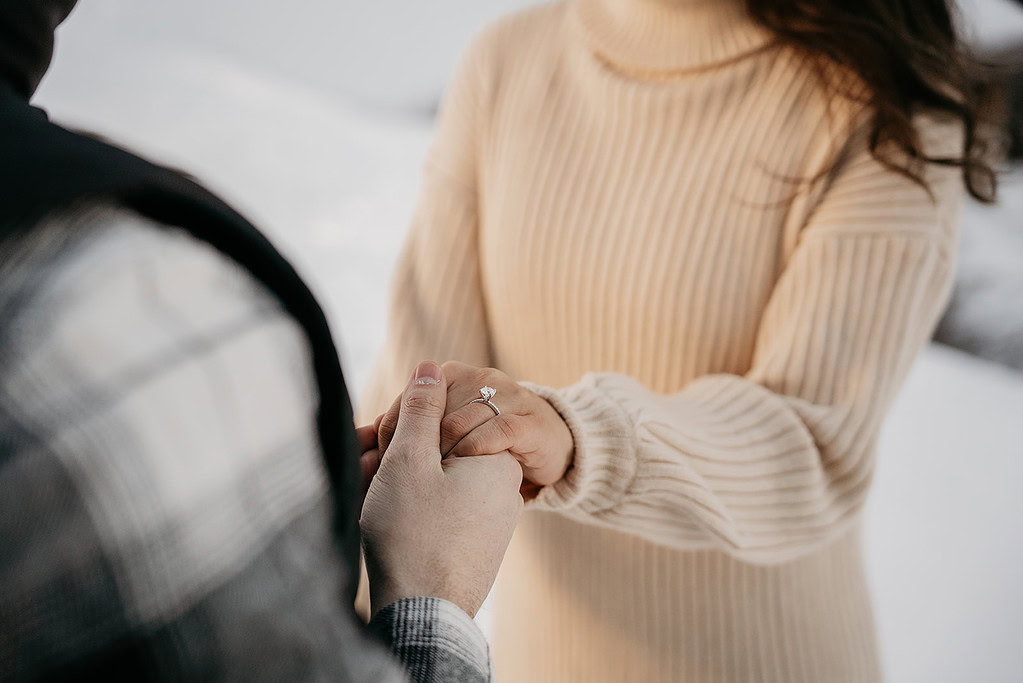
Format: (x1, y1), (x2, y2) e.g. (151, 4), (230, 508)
(360, 361), (524, 618)
(377, 361), (574, 492)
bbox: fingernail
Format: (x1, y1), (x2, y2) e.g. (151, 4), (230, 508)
(414, 361), (443, 385)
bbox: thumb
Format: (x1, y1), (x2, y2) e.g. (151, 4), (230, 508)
(388, 360), (447, 461)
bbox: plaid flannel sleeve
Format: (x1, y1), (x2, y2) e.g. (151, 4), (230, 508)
(0, 205), (492, 682)
(370, 598), (494, 683)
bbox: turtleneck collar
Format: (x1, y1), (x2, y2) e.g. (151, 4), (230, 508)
(569, 0), (774, 74)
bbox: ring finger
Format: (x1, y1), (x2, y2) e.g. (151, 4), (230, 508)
(439, 389), (520, 457)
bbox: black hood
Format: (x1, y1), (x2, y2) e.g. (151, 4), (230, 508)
(0, 0), (77, 98)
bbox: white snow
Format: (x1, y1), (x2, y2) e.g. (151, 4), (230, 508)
(37, 39), (431, 394)
(32, 3), (1023, 680)
(867, 345), (1023, 683)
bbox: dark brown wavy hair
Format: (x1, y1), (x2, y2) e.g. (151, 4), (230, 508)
(747, 0), (999, 202)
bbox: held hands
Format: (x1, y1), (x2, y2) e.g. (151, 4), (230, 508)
(376, 361), (575, 493)
(359, 361), (524, 618)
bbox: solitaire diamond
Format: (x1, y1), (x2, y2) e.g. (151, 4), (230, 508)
(479, 386), (496, 400)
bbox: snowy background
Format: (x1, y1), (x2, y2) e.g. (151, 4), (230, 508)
(34, 1), (1023, 681)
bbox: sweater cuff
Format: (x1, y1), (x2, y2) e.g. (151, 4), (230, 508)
(368, 596), (493, 683)
(521, 375), (639, 514)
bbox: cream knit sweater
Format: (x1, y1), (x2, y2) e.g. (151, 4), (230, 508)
(359, 1), (962, 680)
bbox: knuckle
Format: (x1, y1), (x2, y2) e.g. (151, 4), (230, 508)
(438, 422), (458, 447)
(440, 413), (471, 445)
(442, 360), (470, 379)
(460, 435), (482, 456)
(496, 416), (518, 442)
(462, 432), (488, 456)
(377, 419), (396, 444)
(381, 445), (430, 478)
(449, 411), (474, 434)
(378, 413), (397, 433)
(402, 392), (445, 417)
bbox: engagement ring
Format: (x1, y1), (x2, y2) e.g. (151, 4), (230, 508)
(469, 386), (500, 416)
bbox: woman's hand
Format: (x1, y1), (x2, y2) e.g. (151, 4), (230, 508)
(356, 424), (382, 503)
(376, 361), (574, 491)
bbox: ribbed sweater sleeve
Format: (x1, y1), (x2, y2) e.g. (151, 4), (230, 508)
(528, 122), (962, 564)
(357, 37), (494, 423)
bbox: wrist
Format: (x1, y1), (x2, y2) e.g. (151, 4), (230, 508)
(369, 580), (411, 619)
(364, 552), (416, 618)
(557, 408), (575, 477)
(528, 387), (575, 483)
(525, 375), (639, 513)
(369, 573), (476, 619)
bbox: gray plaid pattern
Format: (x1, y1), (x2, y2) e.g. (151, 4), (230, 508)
(0, 205), (491, 682)
(371, 598), (494, 682)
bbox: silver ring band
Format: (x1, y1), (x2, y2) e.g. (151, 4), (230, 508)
(469, 386), (501, 416)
